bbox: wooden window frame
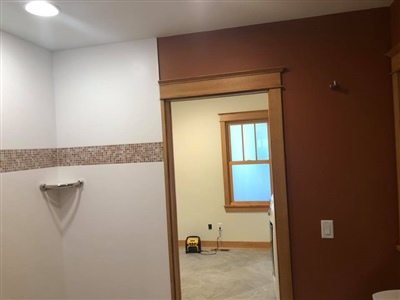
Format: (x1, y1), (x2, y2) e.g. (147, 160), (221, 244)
(158, 67), (293, 300)
(219, 110), (271, 212)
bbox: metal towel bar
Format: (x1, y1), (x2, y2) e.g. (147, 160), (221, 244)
(40, 180), (84, 192)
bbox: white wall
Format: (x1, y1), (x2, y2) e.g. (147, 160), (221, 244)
(52, 39), (170, 299)
(2, 169), (65, 299)
(172, 94), (270, 242)
(1, 33), (170, 300)
(1, 31), (65, 299)
(58, 164), (169, 300)
(1, 31), (57, 150)
(53, 39), (162, 147)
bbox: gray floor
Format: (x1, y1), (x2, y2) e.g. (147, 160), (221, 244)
(179, 248), (276, 300)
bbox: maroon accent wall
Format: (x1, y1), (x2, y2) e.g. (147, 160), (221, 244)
(392, 0), (400, 46)
(158, 8), (400, 300)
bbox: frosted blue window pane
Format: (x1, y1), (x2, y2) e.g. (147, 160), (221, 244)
(230, 125), (243, 161)
(243, 124), (256, 161)
(256, 123), (269, 160)
(232, 164), (271, 201)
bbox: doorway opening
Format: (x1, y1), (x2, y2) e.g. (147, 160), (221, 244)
(159, 68), (293, 300)
(171, 93), (272, 299)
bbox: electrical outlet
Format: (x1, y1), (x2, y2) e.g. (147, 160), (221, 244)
(217, 222), (223, 230)
(208, 224), (212, 230)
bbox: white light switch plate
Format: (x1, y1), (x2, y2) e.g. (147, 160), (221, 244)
(321, 220), (334, 239)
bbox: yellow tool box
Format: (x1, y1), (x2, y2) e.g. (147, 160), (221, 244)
(185, 236), (202, 253)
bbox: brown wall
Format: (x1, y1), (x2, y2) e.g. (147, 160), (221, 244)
(158, 8), (400, 300)
(392, 0), (400, 46)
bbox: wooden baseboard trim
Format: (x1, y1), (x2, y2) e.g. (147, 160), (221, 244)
(178, 240), (271, 249)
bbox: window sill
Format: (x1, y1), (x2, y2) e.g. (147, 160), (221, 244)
(224, 202), (270, 212)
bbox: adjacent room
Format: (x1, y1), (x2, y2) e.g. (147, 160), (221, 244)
(1, 1), (399, 299)
(172, 93), (275, 299)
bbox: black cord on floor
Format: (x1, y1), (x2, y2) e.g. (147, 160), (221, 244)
(200, 228), (222, 255)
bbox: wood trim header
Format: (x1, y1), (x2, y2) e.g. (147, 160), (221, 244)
(159, 67), (285, 100)
(159, 67), (285, 85)
(219, 110), (268, 122)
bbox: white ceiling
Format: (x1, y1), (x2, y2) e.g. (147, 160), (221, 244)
(0, 0), (393, 51)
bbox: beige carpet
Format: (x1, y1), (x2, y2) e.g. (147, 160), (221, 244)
(179, 247), (276, 300)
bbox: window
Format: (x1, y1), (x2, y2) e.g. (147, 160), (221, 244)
(219, 110), (271, 212)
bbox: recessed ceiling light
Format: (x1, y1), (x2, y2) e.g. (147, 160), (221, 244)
(25, 1), (59, 17)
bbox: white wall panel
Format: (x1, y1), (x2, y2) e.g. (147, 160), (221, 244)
(1, 31), (63, 299)
(58, 163), (170, 299)
(2, 33), (170, 300)
(53, 39), (162, 148)
(1, 31), (57, 149)
(1, 169), (65, 299)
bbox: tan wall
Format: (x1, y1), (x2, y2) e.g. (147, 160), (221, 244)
(172, 93), (270, 243)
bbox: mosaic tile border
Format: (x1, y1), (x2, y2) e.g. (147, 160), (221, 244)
(57, 143), (163, 167)
(0, 148), (58, 173)
(0, 142), (163, 173)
